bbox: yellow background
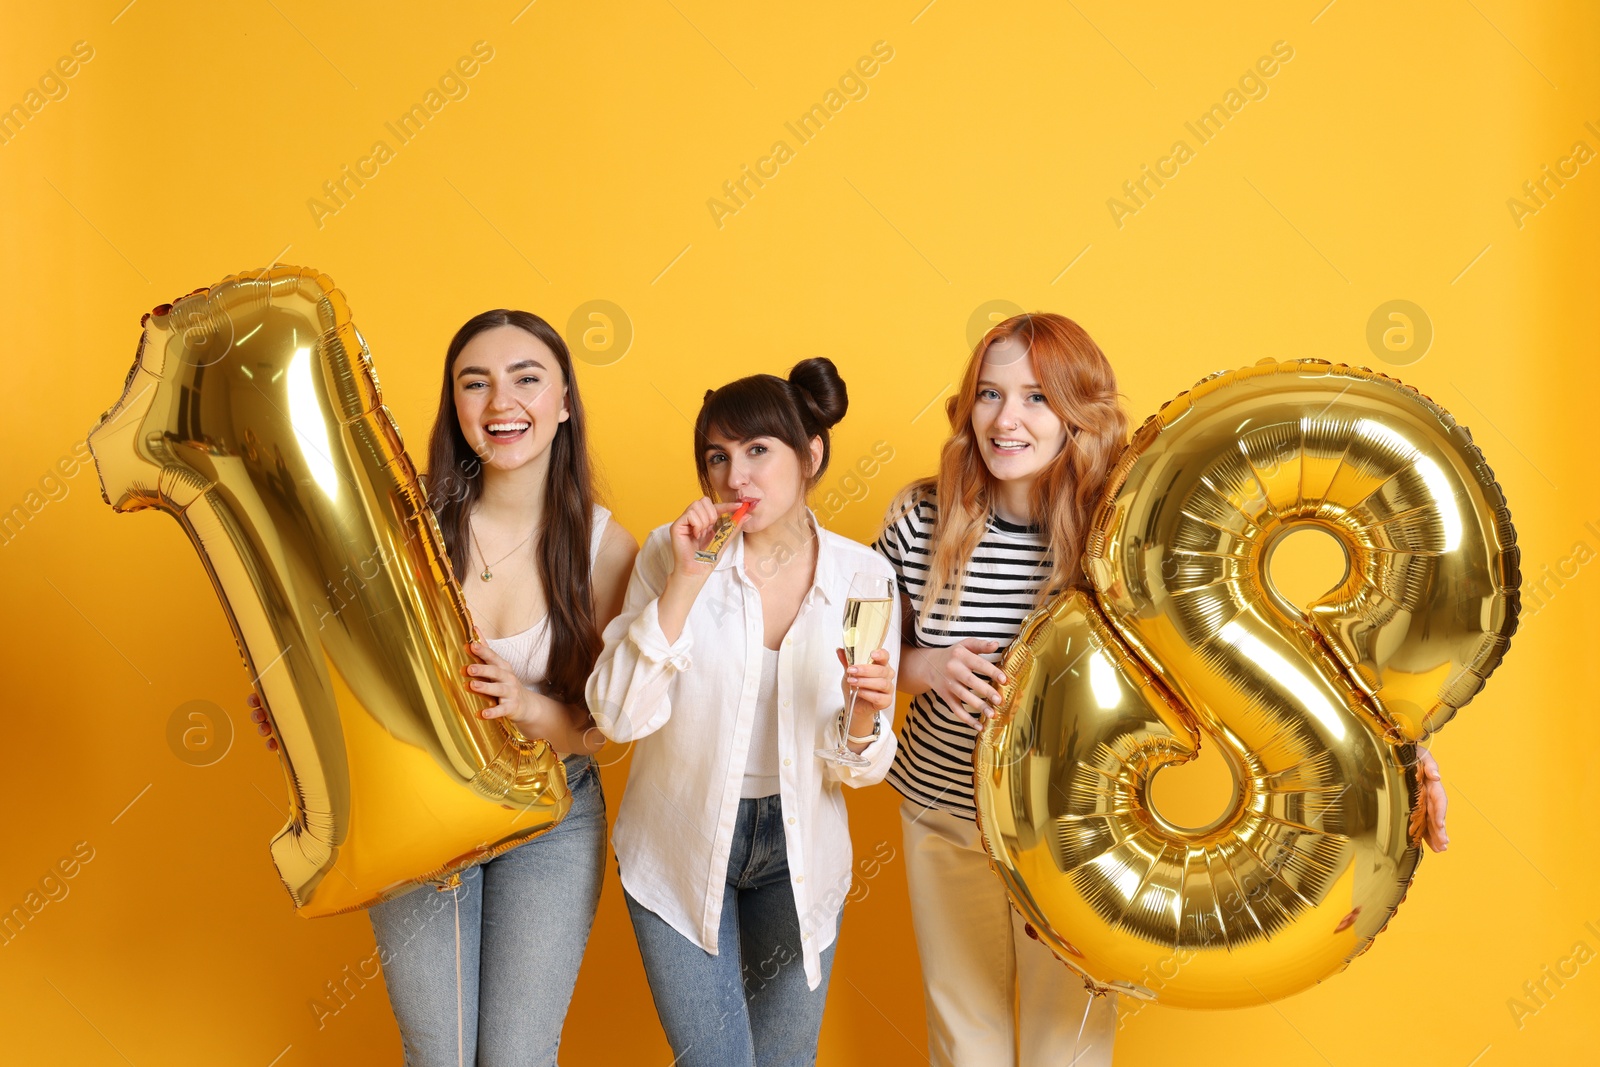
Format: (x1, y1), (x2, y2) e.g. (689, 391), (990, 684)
(2, 1), (1597, 1064)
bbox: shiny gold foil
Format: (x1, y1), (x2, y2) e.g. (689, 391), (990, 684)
(88, 266), (570, 918)
(975, 359), (1520, 1007)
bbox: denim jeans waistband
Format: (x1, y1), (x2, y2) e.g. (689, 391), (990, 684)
(562, 753), (595, 785)
(728, 794), (789, 887)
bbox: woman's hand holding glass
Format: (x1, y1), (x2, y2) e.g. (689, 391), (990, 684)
(837, 647), (895, 753)
(817, 571), (896, 767)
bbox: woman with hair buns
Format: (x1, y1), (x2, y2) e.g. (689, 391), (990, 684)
(874, 312), (1451, 1066)
(587, 357), (900, 1067)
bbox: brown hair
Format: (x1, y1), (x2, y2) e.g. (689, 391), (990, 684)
(692, 357), (848, 494)
(423, 309), (601, 706)
(887, 312), (1128, 625)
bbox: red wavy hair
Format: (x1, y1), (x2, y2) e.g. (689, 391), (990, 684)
(889, 312), (1128, 625)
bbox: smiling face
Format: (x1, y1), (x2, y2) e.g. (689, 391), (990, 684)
(701, 430), (823, 534)
(452, 324), (569, 472)
(970, 336), (1070, 488)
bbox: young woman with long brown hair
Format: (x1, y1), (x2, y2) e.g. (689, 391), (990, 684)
(875, 312), (1451, 1065)
(253, 309), (638, 1065)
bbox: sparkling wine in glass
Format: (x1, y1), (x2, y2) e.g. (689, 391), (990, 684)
(817, 572), (893, 768)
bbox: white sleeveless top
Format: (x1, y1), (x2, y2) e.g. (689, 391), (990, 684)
(739, 646), (781, 798)
(482, 503), (611, 689)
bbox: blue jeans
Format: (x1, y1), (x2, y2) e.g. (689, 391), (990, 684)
(623, 794), (838, 1067)
(368, 755), (606, 1067)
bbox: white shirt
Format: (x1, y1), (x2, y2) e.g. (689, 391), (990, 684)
(586, 507), (900, 989)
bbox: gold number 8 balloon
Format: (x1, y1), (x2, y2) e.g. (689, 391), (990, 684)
(87, 266), (570, 918)
(975, 359), (1520, 1008)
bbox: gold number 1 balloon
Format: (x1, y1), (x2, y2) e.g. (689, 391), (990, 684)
(976, 359), (1520, 1007)
(88, 266), (571, 918)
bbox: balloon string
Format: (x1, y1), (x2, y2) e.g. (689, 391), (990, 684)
(453, 883), (464, 1067)
(1071, 989), (1092, 1063)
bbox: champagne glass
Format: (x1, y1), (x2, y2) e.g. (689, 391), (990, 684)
(816, 571), (893, 768)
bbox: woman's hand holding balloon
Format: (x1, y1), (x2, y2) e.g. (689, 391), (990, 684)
(925, 638), (1008, 728)
(466, 640), (566, 740)
(1410, 747), (1450, 852)
(244, 692), (278, 752)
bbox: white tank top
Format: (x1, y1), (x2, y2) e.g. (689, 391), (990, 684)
(482, 503), (611, 689)
(740, 646), (782, 798)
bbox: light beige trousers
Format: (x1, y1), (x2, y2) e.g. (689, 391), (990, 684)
(900, 798), (1118, 1067)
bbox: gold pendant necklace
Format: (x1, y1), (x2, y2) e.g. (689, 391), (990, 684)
(469, 518), (535, 582)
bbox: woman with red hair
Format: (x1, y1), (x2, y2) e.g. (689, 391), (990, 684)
(875, 312), (1449, 1065)
(875, 313), (1126, 1065)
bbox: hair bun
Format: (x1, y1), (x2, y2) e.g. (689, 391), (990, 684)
(787, 357), (848, 431)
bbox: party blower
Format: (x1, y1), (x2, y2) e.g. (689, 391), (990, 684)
(87, 265), (570, 917)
